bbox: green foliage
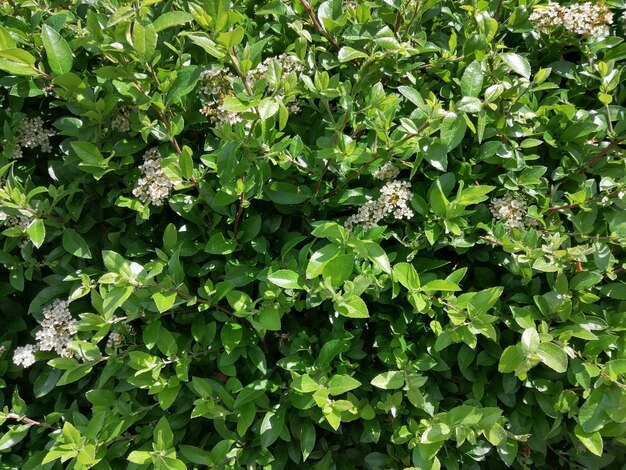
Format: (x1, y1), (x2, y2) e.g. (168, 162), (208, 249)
(0, 0), (625, 469)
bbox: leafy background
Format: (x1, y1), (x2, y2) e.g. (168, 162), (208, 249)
(1, 0), (626, 468)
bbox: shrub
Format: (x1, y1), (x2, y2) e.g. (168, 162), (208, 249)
(1, 0), (626, 468)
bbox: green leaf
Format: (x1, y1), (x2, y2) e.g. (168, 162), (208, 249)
(501, 53), (531, 79)
(456, 185), (495, 205)
(300, 420), (316, 461)
(42, 25), (73, 74)
(221, 322), (243, 354)
(394, 262), (420, 291)
(498, 345), (525, 373)
(570, 272), (603, 291)
(258, 306), (281, 330)
(216, 26), (244, 47)
(133, 22), (157, 63)
(258, 98), (279, 120)
(0, 48), (39, 76)
(167, 66), (202, 103)
(26, 219), (45, 248)
(520, 328), (540, 355)
(422, 279), (460, 292)
(574, 424), (603, 456)
(336, 295), (369, 318)
(153, 11), (194, 32)
(460, 60), (484, 97)
(425, 141), (448, 172)
(152, 291), (176, 313)
(316, 339), (349, 369)
(321, 254), (354, 288)
(62, 229), (92, 258)
(233, 379), (268, 408)
(260, 410), (285, 448)
(102, 286), (133, 318)
(0, 425), (29, 451)
(327, 374), (361, 396)
(70, 141), (105, 166)
(205, 233), (236, 255)
(537, 342), (567, 373)
(354, 240), (391, 274)
(267, 269), (303, 289)
(338, 46), (368, 62)
(187, 34), (226, 59)
(154, 417), (174, 450)
(265, 182), (311, 204)
(371, 371), (405, 390)
(179, 445), (214, 466)
(599, 283), (626, 300)
(440, 112), (466, 151)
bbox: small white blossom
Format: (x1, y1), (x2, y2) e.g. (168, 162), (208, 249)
(35, 299), (78, 358)
(4, 215), (32, 230)
(10, 117), (55, 159)
(110, 106), (134, 133)
(490, 194), (539, 229)
(197, 68), (242, 126)
(12, 344), (37, 368)
(345, 179), (414, 230)
(372, 162), (400, 181)
(106, 331), (124, 348)
(530, 2), (613, 37)
(132, 147), (175, 206)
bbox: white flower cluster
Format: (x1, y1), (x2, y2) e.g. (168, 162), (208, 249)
(250, 54), (304, 115)
(197, 68), (243, 126)
(35, 299), (78, 357)
(2, 214), (31, 229)
(490, 194), (539, 229)
(110, 106), (134, 133)
(10, 117), (55, 159)
(12, 299), (78, 368)
(248, 54), (304, 89)
(12, 344), (37, 368)
(106, 331), (124, 348)
(530, 2), (613, 36)
(132, 147), (175, 206)
(197, 55), (305, 125)
(372, 162), (400, 181)
(345, 180), (414, 230)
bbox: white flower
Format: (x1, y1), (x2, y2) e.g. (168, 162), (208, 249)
(132, 147), (175, 206)
(111, 105), (135, 133)
(35, 299), (78, 358)
(10, 117), (55, 159)
(12, 344), (37, 368)
(106, 331), (124, 348)
(490, 194), (539, 229)
(530, 2), (613, 37)
(345, 179), (414, 230)
(372, 162), (400, 181)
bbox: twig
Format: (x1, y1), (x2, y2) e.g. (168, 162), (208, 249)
(577, 138), (624, 173)
(298, 0), (341, 51)
(5, 413), (59, 430)
(233, 192), (246, 238)
(547, 188), (623, 212)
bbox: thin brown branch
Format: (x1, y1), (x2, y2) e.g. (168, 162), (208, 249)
(577, 138), (624, 173)
(548, 188), (623, 212)
(233, 192), (246, 238)
(5, 413), (59, 430)
(299, 0), (341, 51)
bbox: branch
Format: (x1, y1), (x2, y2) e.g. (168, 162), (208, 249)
(5, 413), (59, 430)
(548, 188), (624, 212)
(577, 138), (624, 173)
(299, 0), (341, 51)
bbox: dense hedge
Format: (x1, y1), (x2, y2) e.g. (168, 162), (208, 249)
(1, 0), (626, 468)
